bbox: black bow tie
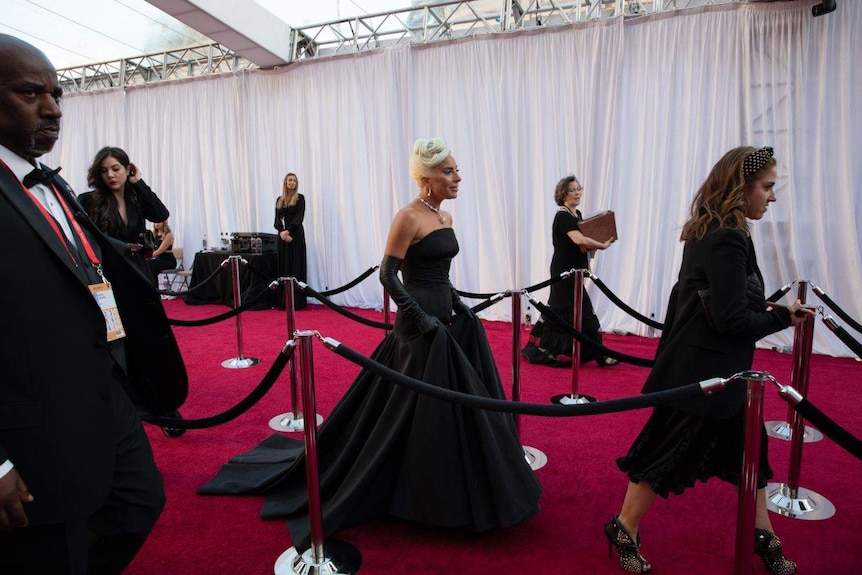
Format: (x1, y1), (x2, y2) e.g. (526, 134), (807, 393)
(23, 165), (62, 189)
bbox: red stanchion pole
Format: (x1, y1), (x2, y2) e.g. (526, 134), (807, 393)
(273, 332), (361, 575)
(551, 269), (596, 404)
(269, 277), (323, 432)
(765, 314), (835, 520)
(511, 290), (547, 471)
(734, 371), (767, 575)
(221, 255), (260, 369)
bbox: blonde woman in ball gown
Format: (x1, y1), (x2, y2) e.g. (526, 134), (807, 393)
(201, 138), (541, 550)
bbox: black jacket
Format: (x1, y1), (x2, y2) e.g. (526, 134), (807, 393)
(642, 227), (791, 418)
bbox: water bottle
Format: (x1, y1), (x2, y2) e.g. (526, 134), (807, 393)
(202, 233), (208, 252)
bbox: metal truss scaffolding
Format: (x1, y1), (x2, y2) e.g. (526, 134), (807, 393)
(56, 0), (740, 93)
(57, 43), (256, 94)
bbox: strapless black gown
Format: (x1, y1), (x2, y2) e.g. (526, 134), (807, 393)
(199, 228), (542, 549)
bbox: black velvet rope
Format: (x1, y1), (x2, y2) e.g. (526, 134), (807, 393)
(142, 346), (293, 429)
(766, 285), (792, 303)
(523, 273), (568, 294)
(165, 285), (274, 327)
(457, 288), (503, 299)
(531, 299), (655, 368)
(813, 288), (862, 335)
(301, 284), (395, 330)
(242, 257), (279, 285)
(590, 275), (664, 330)
(789, 398), (862, 461)
(317, 266), (379, 297)
(823, 324), (862, 360)
(328, 340), (703, 416)
(158, 263), (226, 297)
(455, 272), (566, 300)
(469, 292), (511, 314)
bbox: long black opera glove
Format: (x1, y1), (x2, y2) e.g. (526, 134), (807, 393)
(450, 283), (473, 317)
(380, 255), (438, 334)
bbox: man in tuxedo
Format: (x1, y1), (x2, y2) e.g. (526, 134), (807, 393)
(0, 34), (186, 573)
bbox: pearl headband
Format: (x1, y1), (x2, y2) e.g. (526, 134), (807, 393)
(743, 147), (774, 178)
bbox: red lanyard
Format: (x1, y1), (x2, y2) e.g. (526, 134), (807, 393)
(1, 160), (101, 268)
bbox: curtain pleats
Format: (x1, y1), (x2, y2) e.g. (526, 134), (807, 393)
(45, 1), (862, 356)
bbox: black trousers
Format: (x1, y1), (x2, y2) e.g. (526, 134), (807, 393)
(0, 389), (165, 575)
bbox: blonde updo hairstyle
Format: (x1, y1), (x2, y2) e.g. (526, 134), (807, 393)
(410, 137), (451, 191)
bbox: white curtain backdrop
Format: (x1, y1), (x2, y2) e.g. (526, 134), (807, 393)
(44, 1), (862, 356)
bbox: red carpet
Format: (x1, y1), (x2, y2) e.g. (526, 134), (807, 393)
(127, 300), (861, 574)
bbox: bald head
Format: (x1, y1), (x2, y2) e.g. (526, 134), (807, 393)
(0, 34), (62, 159)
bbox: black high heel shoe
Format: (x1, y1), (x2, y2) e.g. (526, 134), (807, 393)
(604, 516), (651, 573)
(754, 529), (797, 575)
(597, 356), (620, 367)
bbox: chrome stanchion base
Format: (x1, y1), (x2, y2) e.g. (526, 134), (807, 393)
(551, 393), (597, 405)
(523, 445), (547, 471)
(764, 420), (824, 442)
(221, 356), (261, 369)
(766, 482), (836, 520)
(274, 539), (361, 575)
(269, 412), (325, 433)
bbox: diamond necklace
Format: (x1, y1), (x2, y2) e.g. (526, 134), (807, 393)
(418, 196), (447, 224)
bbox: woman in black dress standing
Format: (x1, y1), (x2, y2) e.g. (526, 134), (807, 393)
(522, 175), (617, 367)
(273, 172), (307, 310)
(78, 147), (169, 286)
(605, 147), (811, 574)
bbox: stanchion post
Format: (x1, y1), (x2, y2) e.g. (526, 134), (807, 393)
(551, 269), (595, 404)
(221, 255), (260, 369)
(269, 278), (323, 432)
(766, 281), (822, 442)
(274, 331), (361, 575)
(734, 371), (767, 575)
(765, 314), (835, 520)
(569, 269), (584, 396)
(286, 279), (299, 419)
(787, 281), (809, 426)
(787, 316), (814, 490)
(511, 290), (522, 430)
(299, 332), (325, 560)
(511, 290), (547, 471)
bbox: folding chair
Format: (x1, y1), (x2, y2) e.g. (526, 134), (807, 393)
(159, 247), (187, 292)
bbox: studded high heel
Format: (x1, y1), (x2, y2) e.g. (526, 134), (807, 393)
(754, 529), (797, 575)
(604, 516), (651, 573)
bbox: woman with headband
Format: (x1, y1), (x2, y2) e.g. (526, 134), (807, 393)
(605, 147), (811, 574)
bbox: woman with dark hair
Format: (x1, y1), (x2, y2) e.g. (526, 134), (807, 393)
(78, 146), (169, 285)
(605, 147), (811, 574)
(273, 172), (307, 310)
(522, 175), (617, 367)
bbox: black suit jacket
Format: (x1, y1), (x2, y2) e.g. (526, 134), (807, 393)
(0, 165), (187, 526)
(642, 227), (791, 418)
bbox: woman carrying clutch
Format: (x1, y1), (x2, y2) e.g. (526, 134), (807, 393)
(522, 175), (617, 367)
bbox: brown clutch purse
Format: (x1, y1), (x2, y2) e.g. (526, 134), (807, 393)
(578, 210), (617, 253)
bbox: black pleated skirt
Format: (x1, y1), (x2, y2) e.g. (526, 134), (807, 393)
(616, 405), (773, 498)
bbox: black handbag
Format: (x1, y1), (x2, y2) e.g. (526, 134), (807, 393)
(139, 230), (157, 258)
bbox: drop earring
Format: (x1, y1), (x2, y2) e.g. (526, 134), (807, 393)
(426, 186), (432, 198)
